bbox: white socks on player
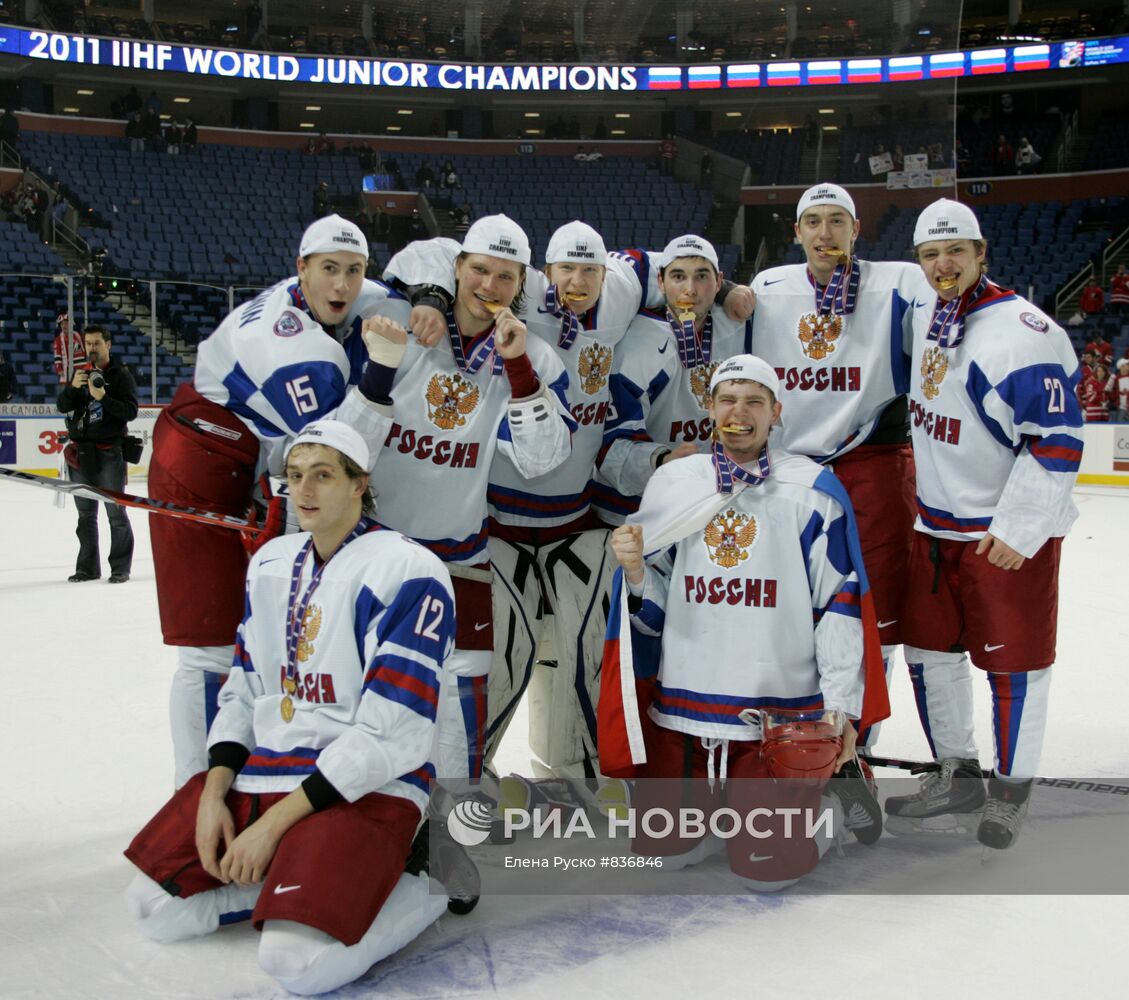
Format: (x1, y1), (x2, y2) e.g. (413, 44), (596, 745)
(125, 872), (260, 943)
(169, 644), (233, 788)
(904, 646), (978, 761)
(258, 872), (446, 995)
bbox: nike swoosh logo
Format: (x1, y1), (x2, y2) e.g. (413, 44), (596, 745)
(273, 884), (302, 895)
(764, 279), (786, 286)
(912, 299), (928, 308)
(877, 619), (898, 629)
(747, 854), (775, 863)
(259, 557), (281, 566)
(658, 342), (669, 354)
(474, 622), (490, 632)
(983, 643), (1006, 652)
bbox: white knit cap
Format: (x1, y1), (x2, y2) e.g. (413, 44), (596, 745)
(913, 198), (983, 246)
(659, 233), (719, 270)
(298, 214), (369, 259)
(461, 213), (532, 265)
(545, 220), (607, 266)
(285, 419), (370, 472)
(708, 353), (780, 397)
(795, 182), (856, 221)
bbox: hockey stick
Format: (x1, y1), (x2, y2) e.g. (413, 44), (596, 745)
(862, 754), (1129, 798)
(0, 467), (261, 535)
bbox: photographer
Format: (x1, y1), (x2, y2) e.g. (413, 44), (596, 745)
(57, 327), (138, 583)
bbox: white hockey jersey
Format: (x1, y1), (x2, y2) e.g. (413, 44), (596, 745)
(375, 326), (574, 566)
(597, 306), (752, 520)
(750, 260), (927, 462)
(193, 277), (410, 473)
(908, 285), (1083, 557)
(211, 521), (455, 812)
(628, 451), (866, 741)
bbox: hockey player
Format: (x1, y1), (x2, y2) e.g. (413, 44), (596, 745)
(372, 214), (575, 786)
(603, 354), (888, 885)
(125, 421), (460, 995)
(750, 182), (927, 749)
(149, 214), (412, 787)
(885, 200), (1083, 849)
(597, 234), (753, 520)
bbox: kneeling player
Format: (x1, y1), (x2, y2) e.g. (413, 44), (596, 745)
(604, 356), (888, 887)
(125, 422), (461, 995)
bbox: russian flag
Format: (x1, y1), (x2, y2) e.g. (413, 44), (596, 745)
(970, 47), (1007, 75)
(726, 63), (760, 88)
(846, 58), (882, 83)
(807, 60), (843, 85)
(887, 55), (923, 81)
(1013, 43), (1050, 71)
(929, 51), (965, 77)
(688, 65), (721, 89)
(767, 61), (801, 86)
(646, 66), (682, 90)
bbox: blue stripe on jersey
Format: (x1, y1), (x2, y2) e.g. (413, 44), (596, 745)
(260, 361), (349, 435)
(223, 363), (282, 439)
(589, 479), (641, 517)
(396, 762), (436, 795)
(989, 671), (1027, 776)
(825, 580), (863, 620)
(890, 289), (911, 396)
(402, 520), (489, 563)
(377, 576), (456, 659)
(907, 660), (938, 759)
(353, 584), (388, 665)
(219, 909), (253, 927)
(654, 685), (824, 727)
(1026, 432), (1083, 473)
(487, 483), (590, 519)
(204, 671), (224, 733)
(546, 368), (579, 433)
(915, 496), (993, 534)
(743, 317), (753, 354)
(964, 362), (1016, 451)
(798, 508), (823, 573)
(364, 654), (441, 720)
(343, 321), (369, 385)
(242, 745), (321, 777)
(997, 363), (1084, 431)
(635, 596), (666, 636)
(822, 508), (853, 575)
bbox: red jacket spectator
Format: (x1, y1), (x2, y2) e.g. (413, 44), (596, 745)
(1109, 264), (1129, 314)
(1079, 365), (1110, 422)
(52, 313), (85, 383)
(1084, 336), (1113, 365)
(1110, 360), (1129, 420)
(1079, 281), (1105, 316)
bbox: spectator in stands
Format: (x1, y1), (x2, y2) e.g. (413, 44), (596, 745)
(1080, 277), (1105, 317)
(371, 205), (392, 242)
(1109, 263), (1129, 316)
(183, 119), (198, 153)
(57, 327), (138, 583)
(658, 134), (677, 176)
(312, 181), (329, 220)
(415, 161), (435, 192)
(449, 202), (472, 233)
(1085, 332), (1113, 366)
(1079, 348), (1096, 377)
(0, 108), (18, 152)
(0, 348), (18, 402)
(1014, 137), (1041, 175)
(992, 134), (1014, 175)
(164, 120), (182, 155)
(440, 160), (459, 189)
(53, 313), (86, 385)
(1110, 358), (1129, 421)
(1080, 361), (1111, 422)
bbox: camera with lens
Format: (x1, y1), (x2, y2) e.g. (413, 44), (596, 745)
(88, 370), (106, 391)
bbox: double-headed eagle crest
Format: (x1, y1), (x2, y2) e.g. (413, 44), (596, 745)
(577, 343), (612, 395)
(296, 604), (322, 662)
(426, 372), (480, 430)
(920, 346), (949, 401)
(798, 312), (842, 361)
(690, 362), (719, 408)
(704, 509), (758, 569)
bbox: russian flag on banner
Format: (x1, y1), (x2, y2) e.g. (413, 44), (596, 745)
(846, 58), (882, 83)
(767, 62), (801, 86)
(807, 60), (843, 84)
(1013, 43), (1050, 71)
(726, 63), (760, 87)
(929, 51), (966, 77)
(887, 55), (923, 81)
(647, 66), (682, 90)
(970, 48), (1007, 74)
(688, 65), (721, 89)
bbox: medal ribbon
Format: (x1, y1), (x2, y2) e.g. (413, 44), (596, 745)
(284, 518), (373, 691)
(926, 273), (989, 349)
(544, 284), (581, 350)
(808, 256), (860, 316)
(712, 440), (771, 495)
(665, 310), (713, 369)
(447, 312), (504, 376)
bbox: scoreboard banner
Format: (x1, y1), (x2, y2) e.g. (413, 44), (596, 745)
(1, 27), (1127, 93)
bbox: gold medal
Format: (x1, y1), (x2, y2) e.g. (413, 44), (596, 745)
(280, 695), (295, 722)
(676, 299), (696, 324)
(937, 276), (958, 290)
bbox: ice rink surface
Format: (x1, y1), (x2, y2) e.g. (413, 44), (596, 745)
(2, 477), (1127, 999)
